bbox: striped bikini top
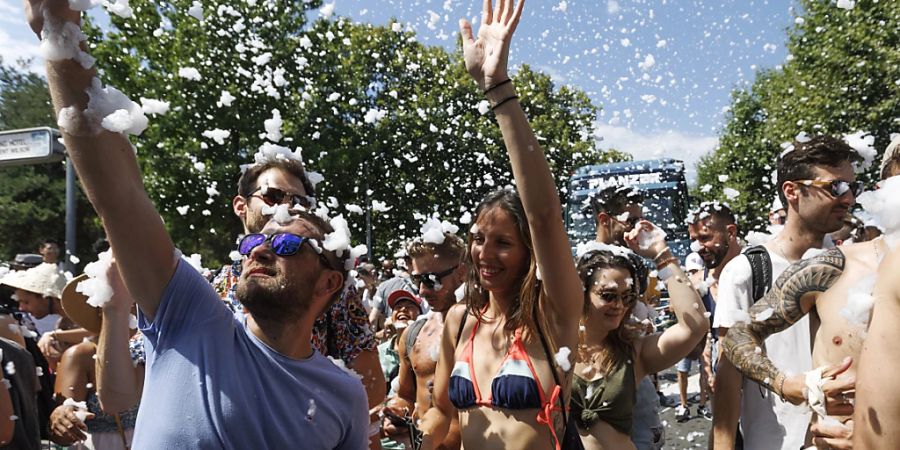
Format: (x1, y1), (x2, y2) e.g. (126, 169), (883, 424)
(448, 317), (565, 449)
(449, 321), (546, 410)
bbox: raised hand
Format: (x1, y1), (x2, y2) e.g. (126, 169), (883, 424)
(24, 0), (80, 38)
(458, 0), (525, 90)
(624, 220), (670, 261)
(103, 259), (135, 314)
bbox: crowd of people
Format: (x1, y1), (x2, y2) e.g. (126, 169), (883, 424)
(0, 0), (898, 449)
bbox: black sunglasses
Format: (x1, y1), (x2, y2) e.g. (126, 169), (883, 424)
(238, 232), (333, 267)
(595, 290), (638, 306)
(410, 264), (459, 290)
(795, 179), (864, 198)
(250, 186), (314, 209)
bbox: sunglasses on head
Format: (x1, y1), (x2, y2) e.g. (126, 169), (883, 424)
(595, 290), (638, 306)
(795, 179), (864, 198)
(238, 232), (333, 267)
(250, 186), (314, 209)
(410, 264), (459, 290)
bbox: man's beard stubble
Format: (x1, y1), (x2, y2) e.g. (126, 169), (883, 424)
(235, 275), (311, 324)
(705, 240), (730, 269)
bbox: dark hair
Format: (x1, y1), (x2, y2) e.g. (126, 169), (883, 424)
(407, 233), (465, 262)
(688, 202), (736, 227)
(590, 186), (644, 223)
(289, 211), (347, 307)
(464, 189), (549, 344)
(237, 160), (314, 198)
(576, 250), (638, 375)
(776, 136), (861, 206)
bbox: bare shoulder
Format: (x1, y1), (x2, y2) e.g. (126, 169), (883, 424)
(444, 303), (468, 333)
(875, 245), (900, 301)
(62, 341), (97, 364)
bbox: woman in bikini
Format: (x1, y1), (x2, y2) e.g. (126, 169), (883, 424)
(572, 240), (709, 450)
(419, 1), (583, 448)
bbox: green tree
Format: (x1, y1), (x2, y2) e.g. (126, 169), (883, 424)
(696, 0), (899, 232)
(86, 3), (619, 263)
(0, 59), (103, 266)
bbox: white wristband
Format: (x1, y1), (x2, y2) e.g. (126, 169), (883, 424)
(658, 264), (676, 281)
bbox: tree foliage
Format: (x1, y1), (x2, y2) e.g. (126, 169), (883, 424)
(695, 0), (899, 233)
(85, 1), (620, 264)
(0, 59), (103, 266)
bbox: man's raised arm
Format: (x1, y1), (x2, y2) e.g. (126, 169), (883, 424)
(721, 248), (844, 404)
(26, 0), (175, 319)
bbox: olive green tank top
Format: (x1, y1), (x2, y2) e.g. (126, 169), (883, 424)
(571, 359), (636, 435)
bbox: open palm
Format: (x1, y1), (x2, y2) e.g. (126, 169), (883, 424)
(459, 0), (525, 90)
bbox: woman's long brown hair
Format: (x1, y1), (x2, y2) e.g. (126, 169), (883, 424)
(576, 250), (639, 375)
(463, 189), (555, 349)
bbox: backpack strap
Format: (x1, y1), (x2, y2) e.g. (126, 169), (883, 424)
(404, 318), (428, 362)
(743, 245), (773, 302)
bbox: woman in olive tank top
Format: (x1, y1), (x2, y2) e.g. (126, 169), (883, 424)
(572, 227), (709, 450)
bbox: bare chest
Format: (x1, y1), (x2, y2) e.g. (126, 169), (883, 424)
(812, 284), (867, 368)
(409, 319), (443, 376)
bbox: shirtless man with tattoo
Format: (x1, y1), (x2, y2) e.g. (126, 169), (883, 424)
(382, 233), (466, 450)
(723, 146), (900, 450)
(712, 135), (862, 450)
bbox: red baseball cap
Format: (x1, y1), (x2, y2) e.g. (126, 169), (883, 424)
(387, 289), (423, 313)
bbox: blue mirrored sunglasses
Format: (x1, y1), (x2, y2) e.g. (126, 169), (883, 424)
(238, 233), (312, 257)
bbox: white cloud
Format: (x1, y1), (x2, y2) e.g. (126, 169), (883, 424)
(0, 1), (43, 73)
(0, 28), (43, 73)
(533, 64), (567, 84)
(593, 123), (718, 184)
(0, 0), (20, 16)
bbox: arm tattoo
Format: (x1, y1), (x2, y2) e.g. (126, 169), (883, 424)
(721, 248), (845, 393)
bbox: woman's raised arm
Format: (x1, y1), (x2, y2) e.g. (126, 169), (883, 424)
(459, 0), (582, 329)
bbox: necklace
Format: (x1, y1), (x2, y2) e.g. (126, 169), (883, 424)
(874, 237), (882, 263)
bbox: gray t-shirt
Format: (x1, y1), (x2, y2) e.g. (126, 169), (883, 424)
(134, 260), (368, 449)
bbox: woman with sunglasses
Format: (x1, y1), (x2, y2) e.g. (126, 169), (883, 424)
(571, 229), (708, 450)
(421, 1), (585, 449)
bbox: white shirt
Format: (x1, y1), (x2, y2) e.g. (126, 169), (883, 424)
(714, 245), (823, 450)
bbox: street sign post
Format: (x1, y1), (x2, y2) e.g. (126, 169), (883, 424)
(0, 127), (75, 273)
(0, 127), (65, 167)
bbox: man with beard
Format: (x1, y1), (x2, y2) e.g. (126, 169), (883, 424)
(724, 142), (900, 450)
(589, 186), (665, 450)
(215, 159), (385, 445)
(26, 1), (368, 446)
(674, 202), (742, 422)
(382, 232), (465, 450)
(712, 135), (861, 450)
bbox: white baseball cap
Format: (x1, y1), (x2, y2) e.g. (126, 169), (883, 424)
(685, 252), (704, 272)
(0, 263), (67, 299)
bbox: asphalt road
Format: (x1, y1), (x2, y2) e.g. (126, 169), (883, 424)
(657, 364), (713, 449)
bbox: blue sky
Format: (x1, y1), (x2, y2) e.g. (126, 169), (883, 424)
(0, 0), (800, 180)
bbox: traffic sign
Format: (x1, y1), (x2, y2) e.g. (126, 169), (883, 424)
(0, 127), (65, 167)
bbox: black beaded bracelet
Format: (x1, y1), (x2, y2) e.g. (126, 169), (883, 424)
(491, 95), (519, 111)
(483, 79), (512, 95)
